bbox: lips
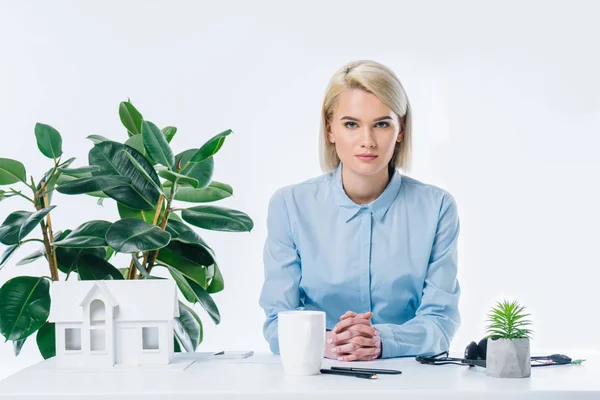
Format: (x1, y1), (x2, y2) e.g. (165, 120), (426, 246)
(356, 154), (378, 162)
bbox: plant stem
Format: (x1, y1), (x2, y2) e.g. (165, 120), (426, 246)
(126, 258), (136, 280)
(34, 182), (59, 281)
(8, 188), (35, 205)
(146, 189), (175, 275)
(43, 188), (59, 278)
(19, 238), (45, 244)
(128, 194), (165, 280)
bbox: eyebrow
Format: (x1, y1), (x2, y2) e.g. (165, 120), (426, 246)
(340, 116), (392, 122)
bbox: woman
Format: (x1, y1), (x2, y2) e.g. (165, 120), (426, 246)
(259, 60), (461, 362)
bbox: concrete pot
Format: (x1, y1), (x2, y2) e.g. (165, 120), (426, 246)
(486, 338), (531, 378)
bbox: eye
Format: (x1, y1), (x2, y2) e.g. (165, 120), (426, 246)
(376, 122), (389, 128)
(344, 121), (358, 129)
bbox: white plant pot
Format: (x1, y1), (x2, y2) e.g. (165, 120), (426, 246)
(486, 338), (531, 378)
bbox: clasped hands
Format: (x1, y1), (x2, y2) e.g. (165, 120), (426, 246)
(324, 310), (381, 361)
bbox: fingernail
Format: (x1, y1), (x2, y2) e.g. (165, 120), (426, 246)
(337, 357), (343, 361)
(332, 328), (337, 333)
(327, 338), (333, 344)
(375, 331), (380, 336)
(331, 348), (337, 353)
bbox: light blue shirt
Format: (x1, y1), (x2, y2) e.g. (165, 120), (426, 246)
(258, 162), (461, 358)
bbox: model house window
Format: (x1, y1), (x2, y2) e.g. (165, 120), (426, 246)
(65, 328), (81, 351)
(90, 329), (106, 351)
(90, 299), (105, 325)
(142, 327), (159, 350)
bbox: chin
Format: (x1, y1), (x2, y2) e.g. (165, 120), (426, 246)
(346, 160), (388, 177)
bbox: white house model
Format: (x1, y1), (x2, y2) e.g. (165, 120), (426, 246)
(49, 279), (179, 368)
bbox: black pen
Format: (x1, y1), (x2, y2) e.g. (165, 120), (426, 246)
(320, 368), (378, 380)
(331, 366), (402, 375)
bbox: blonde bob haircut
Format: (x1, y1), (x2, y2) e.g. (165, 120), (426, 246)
(319, 60), (412, 173)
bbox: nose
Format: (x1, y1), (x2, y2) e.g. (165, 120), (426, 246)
(360, 127), (376, 148)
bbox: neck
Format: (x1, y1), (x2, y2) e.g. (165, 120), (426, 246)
(341, 164), (391, 205)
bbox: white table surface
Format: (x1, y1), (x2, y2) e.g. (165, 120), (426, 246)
(0, 351), (597, 399)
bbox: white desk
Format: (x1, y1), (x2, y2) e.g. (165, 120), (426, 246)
(0, 352), (597, 399)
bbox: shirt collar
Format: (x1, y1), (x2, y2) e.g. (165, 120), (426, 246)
(332, 162), (402, 223)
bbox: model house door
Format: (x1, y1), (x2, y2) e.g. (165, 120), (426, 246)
(116, 327), (138, 365)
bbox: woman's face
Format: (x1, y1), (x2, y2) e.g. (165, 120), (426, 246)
(327, 89), (402, 178)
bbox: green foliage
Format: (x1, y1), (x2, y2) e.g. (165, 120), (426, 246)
(0, 100), (252, 358)
(485, 300), (533, 340)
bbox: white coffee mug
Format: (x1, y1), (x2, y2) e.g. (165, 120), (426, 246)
(278, 310), (326, 376)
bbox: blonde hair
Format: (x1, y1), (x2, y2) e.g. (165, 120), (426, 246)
(319, 60), (412, 173)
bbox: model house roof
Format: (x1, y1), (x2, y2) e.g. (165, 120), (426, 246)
(49, 280), (179, 323)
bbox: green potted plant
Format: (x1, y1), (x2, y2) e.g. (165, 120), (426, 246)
(485, 300), (533, 378)
(0, 100), (253, 359)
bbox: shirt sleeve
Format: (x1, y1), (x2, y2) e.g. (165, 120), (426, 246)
(258, 189), (304, 354)
(373, 193), (461, 358)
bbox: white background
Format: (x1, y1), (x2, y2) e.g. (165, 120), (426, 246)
(1, 0), (599, 381)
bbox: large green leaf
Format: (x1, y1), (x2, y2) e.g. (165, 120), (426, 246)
(164, 181), (232, 203)
(124, 135), (146, 157)
(18, 206), (56, 242)
(0, 244), (20, 270)
(0, 211), (29, 245)
(156, 241), (209, 288)
(13, 337), (26, 356)
(15, 247), (45, 266)
(36, 321), (56, 359)
(58, 247), (107, 276)
(87, 134), (111, 144)
(175, 149), (214, 188)
(165, 220), (215, 261)
(142, 121), (174, 168)
(132, 254), (151, 278)
(122, 150), (162, 193)
(182, 205), (253, 232)
(0, 207), (55, 245)
(186, 278), (220, 325)
(77, 254), (123, 280)
(58, 165), (101, 176)
(162, 126), (177, 143)
(158, 170), (199, 188)
(207, 263), (224, 294)
(89, 141), (161, 210)
(56, 175), (132, 195)
(0, 158), (27, 185)
(34, 123), (63, 160)
(53, 230), (107, 275)
(105, 218), (171, 253)
(118, 202), (164, 225)
(190, 129), (232, 163)
(119, 101), (143, 136)
(124, 135), (158, 166)
(173, 301), (203, 352)
(53, 220), (111, 248)
(0, 276), (50, 341)
(157, 263), (196, 303)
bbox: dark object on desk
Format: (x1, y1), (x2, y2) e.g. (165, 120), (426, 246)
(416, 337), (585, 368)
(331, 366), (402, 375)
(320, 368), (378, 379)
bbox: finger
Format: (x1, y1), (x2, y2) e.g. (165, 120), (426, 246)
(340, 311), (372, 321)
(349, 335), (379, 348)
(333, 317), (372, 333)
(330, 342), (359, 354)
(336, 353), (359, 362)
(330, 329), (359, 345)
(357, 311), (373, 320)
(339, 311), (357, 320)
(348, 324), (379, 338)
(331, 326), (378, 345)
(353, 346), (381, 358)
